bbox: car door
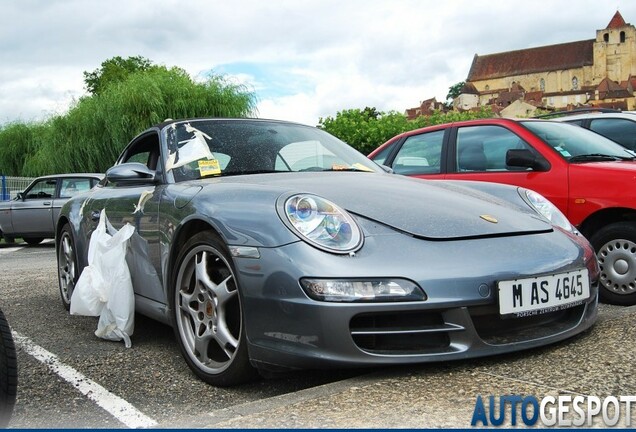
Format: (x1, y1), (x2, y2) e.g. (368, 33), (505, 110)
(11, 177), (58, 235)
(97, 131), (164, 303)
(443, 124), (569, 212)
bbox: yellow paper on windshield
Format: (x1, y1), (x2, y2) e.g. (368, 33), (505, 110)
(352, 163), (374, 172)
(198, 159), (221, 177)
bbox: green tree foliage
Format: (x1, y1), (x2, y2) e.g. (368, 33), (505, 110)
(319, 106), (494, 154)
(446, 81), (466, 102)
(84, 55), (160, 95)
(319, 108), (411, 155)
(0, 58), (256, 176)
(0, 122), (35, 175)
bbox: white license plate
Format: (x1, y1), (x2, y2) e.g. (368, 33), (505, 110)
(498, 269), (590, 317)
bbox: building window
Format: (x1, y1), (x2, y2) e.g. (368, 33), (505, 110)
(540, 78), (545, 91)
(604, 33), (609, 42)
(621, 31), (626, 42)
(572, 76), (579, 90)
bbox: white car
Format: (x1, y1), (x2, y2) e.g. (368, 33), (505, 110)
(552, 109), (636, 151)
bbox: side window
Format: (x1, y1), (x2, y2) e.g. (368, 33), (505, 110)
(60, 178), (92, 198)
(126, 151), (152, 166)
(122, 133), (160, 170)
(25, 179), (57, 199)
(392, 131), (444, 175)
(370, 144), (394, 166)
(589, 118), (636, 151)
(456, 126), (532, 172)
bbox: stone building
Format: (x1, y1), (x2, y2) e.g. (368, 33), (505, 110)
(404, 97), (446, 120)
(455, 11), (636, 114)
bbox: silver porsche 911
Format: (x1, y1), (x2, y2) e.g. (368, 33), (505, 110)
(56, 118), (599, 386)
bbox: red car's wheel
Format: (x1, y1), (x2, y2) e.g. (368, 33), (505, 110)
(591, 222), (636, 306)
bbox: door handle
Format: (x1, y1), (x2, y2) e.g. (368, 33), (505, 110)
(43, 202), (51, 205)
(91, 210), (101, 221)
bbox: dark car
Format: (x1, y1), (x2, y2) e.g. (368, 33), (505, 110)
(57, 118), (598, 386)
(369, 118), (636, 306)
(0, 174), (103, 245)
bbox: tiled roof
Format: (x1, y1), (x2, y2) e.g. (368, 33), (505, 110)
(607, 11), (627, 29)
(459, 82), (479, 94)
(597, 77), (632, 98)
(524, 91), (544, 104)
(467, 40), (594, 81)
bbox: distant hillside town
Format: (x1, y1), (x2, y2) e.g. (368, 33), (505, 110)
(406, 11), (636, 119)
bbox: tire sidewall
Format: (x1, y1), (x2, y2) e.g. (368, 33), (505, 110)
(0, 308), (17, 427)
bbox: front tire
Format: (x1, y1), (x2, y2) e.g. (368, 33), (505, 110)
(589, 222), (636, 305)
(171, 231), (257, 386)
(0, 309), (17, 427)
(57, 224), (78, 311)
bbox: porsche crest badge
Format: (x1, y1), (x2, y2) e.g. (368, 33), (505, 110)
(480, 214), (498, 223)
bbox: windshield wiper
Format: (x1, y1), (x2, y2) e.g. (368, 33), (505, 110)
(320, 167), (372, 172)
(568, 153), (635, 162)
(203, 170), (290, 178)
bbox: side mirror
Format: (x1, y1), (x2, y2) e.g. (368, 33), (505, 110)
(106, 162), (157, 184)
(506, 149), (550, 172)
(16, 192), (24, 201)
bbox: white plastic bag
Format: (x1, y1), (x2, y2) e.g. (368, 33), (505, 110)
(70, 209), (136, 348)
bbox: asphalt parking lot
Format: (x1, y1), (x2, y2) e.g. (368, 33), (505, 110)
(0, 241), (634, 428)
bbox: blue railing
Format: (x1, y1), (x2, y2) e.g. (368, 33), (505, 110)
(0, 176), (35, 201)
(0, 175), (8, 201)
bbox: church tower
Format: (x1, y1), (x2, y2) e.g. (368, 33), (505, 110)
(593, 11), (636, 82)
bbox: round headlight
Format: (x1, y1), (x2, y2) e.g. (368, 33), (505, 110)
(282, 194), (363, 253)
(522, 189), (574, 232)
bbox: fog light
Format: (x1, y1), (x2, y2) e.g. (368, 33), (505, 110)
(300, 278), (425, 302)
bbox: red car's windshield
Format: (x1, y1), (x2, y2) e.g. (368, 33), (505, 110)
(521, 120), (635, 162)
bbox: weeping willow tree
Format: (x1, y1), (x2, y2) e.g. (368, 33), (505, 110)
(0, 58), (257, 175)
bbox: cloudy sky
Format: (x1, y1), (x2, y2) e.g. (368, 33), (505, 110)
(2, 0), (636, 127)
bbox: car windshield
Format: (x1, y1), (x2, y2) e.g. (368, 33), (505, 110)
(521, 120), (635, 162)
(164, 119), (381, 182)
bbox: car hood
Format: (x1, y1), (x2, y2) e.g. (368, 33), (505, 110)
(209, 172), (551, 240)
(570, 160), (636, 173)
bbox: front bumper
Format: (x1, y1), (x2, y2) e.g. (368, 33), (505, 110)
(235, 229), (599, 371)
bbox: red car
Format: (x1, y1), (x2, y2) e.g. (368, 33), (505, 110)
(369, 118), (636, 306)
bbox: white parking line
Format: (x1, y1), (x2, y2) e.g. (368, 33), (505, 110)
(12, 331), (157, 429)
(0, 247), (22, 254)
